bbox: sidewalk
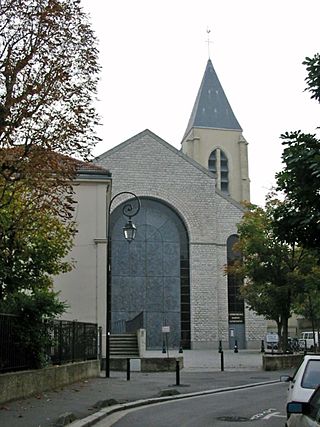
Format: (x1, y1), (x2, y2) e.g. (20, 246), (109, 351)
(0, 350), (290, 427)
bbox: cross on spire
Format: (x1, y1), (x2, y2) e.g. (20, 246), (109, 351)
(206, 27), (213, 58)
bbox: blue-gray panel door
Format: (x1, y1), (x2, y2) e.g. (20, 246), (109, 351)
(111, 198), (189, 349)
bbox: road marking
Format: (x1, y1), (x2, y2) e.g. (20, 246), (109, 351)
(262, 412), (286, 420)
(250, 408), (276, 420)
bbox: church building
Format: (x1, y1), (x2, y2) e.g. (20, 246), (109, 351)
(94, 58), (266, 350)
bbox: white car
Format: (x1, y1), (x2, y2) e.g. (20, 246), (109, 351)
(281, 355), (320, 426)
(286, 385), (320, 426)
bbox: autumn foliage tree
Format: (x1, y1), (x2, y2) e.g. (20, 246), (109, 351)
(0, 0), (101, 365)
(0, 0), (100, 275)
(0, 0), (101, 217)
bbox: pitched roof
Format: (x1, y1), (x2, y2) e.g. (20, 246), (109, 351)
(182, 59), (242, 140)
(95, 129), (244, 210)
(75, 158), (111, 175)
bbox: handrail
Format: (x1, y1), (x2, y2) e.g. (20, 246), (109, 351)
(125, 311), (144, 333)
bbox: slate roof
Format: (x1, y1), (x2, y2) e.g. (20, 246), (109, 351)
(182, 59), (242, 140)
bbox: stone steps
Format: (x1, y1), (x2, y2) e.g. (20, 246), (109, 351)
(110, 333), (139, 358)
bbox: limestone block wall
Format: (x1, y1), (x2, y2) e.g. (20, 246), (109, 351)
(245, 305), (267, 349)
(190, 244), (219, 348)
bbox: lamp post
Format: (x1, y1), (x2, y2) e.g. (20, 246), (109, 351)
(105, 191), (141, 378)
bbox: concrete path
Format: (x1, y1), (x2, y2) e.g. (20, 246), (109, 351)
(0, 350), (289, 427)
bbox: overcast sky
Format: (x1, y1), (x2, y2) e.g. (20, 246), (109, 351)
(81, 0), (320, 207)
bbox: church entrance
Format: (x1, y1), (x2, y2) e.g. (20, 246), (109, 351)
(110, 198), (190, 350)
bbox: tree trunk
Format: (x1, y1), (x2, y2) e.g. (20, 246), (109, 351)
(277, 319), (282, 352)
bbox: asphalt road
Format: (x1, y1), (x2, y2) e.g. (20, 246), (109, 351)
(96, 382), (288, 427)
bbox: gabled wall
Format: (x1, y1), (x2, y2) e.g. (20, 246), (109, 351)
(95, 130), (265, 349)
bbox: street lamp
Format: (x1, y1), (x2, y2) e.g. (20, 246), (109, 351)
(105, 191), (141, 378)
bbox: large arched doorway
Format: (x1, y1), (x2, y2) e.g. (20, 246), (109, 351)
(110, 198), (190, 349)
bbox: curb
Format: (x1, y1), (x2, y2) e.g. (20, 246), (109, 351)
(68, 379), (281, 427)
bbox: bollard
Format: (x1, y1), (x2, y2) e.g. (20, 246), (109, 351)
(234, 340), (238, 353)
(218, 340), (222, 354)
(176, 360), (180, 386)
(126, 358), (130, 381)
(220, 350), (224, 371)
(261, 339), (265, 353)
(162, 339), (166, 353)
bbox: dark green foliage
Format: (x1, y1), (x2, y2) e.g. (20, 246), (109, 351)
(229, 200), (319, 351)
(304, 54), (320, 103)
(0, 290), (67, 368)
(275, 131), (320, 251)
(274, 54), (320, 253)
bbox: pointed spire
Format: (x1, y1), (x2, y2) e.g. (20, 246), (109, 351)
(182, 59), (242, 140)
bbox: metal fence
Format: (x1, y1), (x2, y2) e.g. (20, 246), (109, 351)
(0, 313), (29, 373)
(0, 313), (100, 373)
(49, 320), (99, 365)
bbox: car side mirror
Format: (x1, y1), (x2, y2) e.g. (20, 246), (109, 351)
(287, 401), (310, 415)
(280, 375), (292, 382)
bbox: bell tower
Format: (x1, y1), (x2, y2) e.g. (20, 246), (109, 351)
(181, 59), (250, 203)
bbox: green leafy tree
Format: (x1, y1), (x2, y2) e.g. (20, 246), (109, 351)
(275, 131), (320, 252)
(230, 199), (319, 351)
(304, 54), (320, 103)
(0, 289), (67, 368)
(0, 184), (75, 301)
(292, 265), (320, 350)
(0, 185), (74, 367)
(274, 53), (320, 252)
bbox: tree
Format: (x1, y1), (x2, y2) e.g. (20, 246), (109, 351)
(0, 0), (101, 216)
(0, 289), (67, 367)
(0, 184), (74, 367)
(304, 53), (320, 103)
(0, 0), (100, 365)
(0, 184), (75, 301)
(292, 264), (320, 350)
(229, 199), (319, 351)
(274, 53), (320, 252)
(0, 0), (98, 305)
(275, 131), (320, 252)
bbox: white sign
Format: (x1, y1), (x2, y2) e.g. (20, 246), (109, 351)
(162, 326), (170, 333)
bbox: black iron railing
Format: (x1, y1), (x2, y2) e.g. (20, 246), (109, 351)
(0, 313), (29, 373)
(0, 314), (100, 373)
(49, 320), (99, 365)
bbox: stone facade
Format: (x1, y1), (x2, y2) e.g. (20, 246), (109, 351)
(95, 129), (265, 349)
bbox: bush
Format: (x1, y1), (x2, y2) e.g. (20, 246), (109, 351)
(0, 290), (67, 368)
